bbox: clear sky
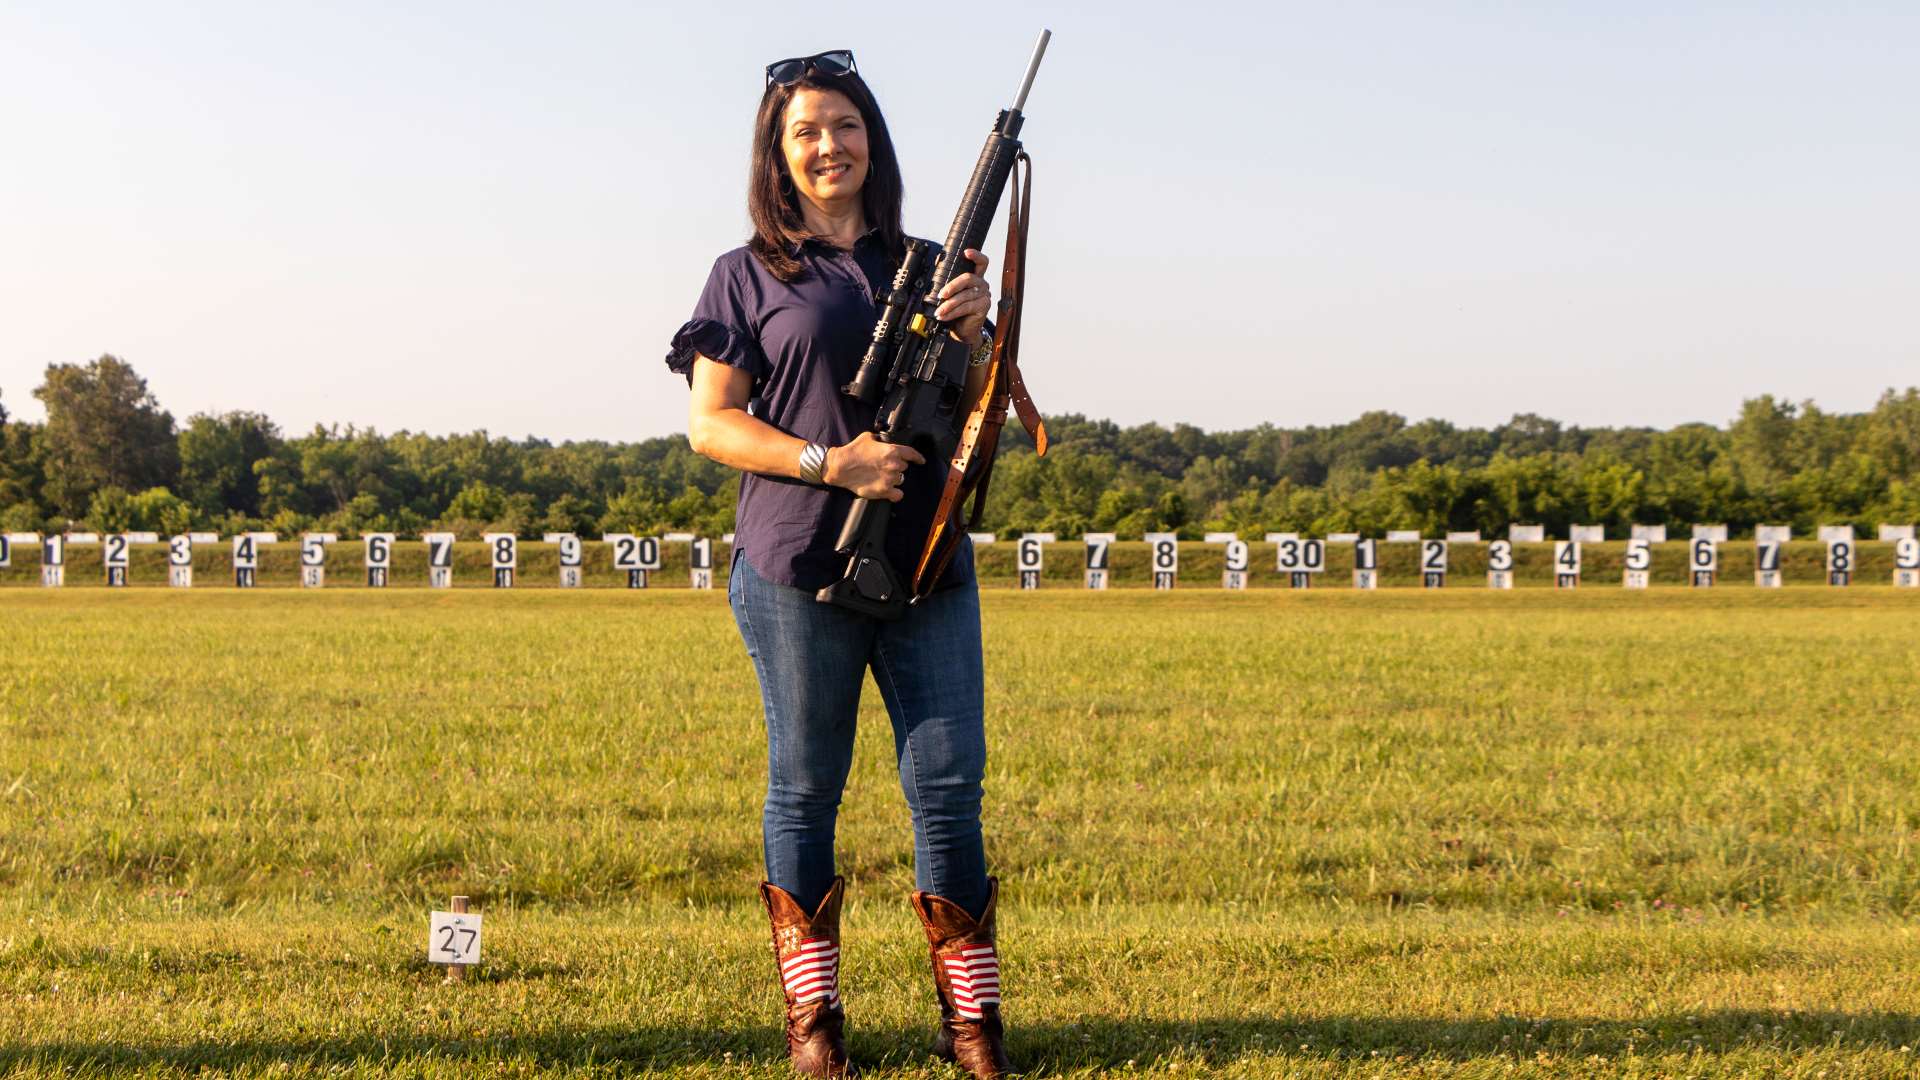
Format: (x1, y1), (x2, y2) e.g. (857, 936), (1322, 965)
(3, 2), (1914, 442)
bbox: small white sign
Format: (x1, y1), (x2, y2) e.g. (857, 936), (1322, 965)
(1222, 537), (1250, 590)
(1818, 524), (1855, 544)
(1631, 525), (1668, 543)
(1144, 532), (1178, 590)
(1553, 540), (1581, 588)
(1017, 533), (1045, 590)
(1487, 539), (1515, 589)
(1755, 525), (1792, 544)
(1326, 533), (1359, 544)
(1894, 537), (1919, 587)
(662, 532), (695, 543)
(67, 532), (100, 544)
(1445, 531), (1481, 544)
(1508, 525), (1545, 543)
(5, 531), (38, 545)
(1203, 532), (1239, 544)
(1353, 537), (1379, 590)
(1826, 537), (1854, 585)
(1419, 539), (1448, 588)
(1623, 539), (1654, 587)
(1274, 535), (1324, 587)
(189, 531), (220, 543)
(1569, 525), (1605, 544)
(1386, 530), (1421, 543)
(1692, 524), (1729, 542)
(1878, 524), (1915, 542)
(124, 531), (160, 544)
(689, 536), (714, 589)
(968, 532), (996, 546)
(428, 910), (482, 966)
(1082, 533), (1114, 590)
(485, 533), (517, 588)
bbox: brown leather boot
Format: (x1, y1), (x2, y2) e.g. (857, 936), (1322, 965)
(761, 877), (850, 1077)
(909, 879), (1010, 1078)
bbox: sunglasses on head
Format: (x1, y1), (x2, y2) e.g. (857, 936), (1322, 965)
(765, 49), (857, 87)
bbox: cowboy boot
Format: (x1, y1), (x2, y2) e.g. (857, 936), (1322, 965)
(761, 876), (850, 1076)
(909, 879), (1010, 1078)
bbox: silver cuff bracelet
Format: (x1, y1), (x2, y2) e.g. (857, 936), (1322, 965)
(798, 442), (829, 485)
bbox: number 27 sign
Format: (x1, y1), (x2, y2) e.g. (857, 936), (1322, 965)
(428, 909), (482, 966)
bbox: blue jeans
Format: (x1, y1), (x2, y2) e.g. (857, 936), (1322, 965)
(728, 549), (990, 919)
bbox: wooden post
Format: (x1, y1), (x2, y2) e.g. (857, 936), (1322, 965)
(448, 895), (469, 982)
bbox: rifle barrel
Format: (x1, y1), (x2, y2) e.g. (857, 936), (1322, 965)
(1011, 29), (1051, 113)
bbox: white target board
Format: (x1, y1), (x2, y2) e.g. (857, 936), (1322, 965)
(1352, 537), (1378, 590)
(1017, 534), (1046, 590)
(689, 536), (713, 589)
(1569, 525), (1605, 544)
(1688, 537), (1717, 588)
(365, 533), (396, 588)
(300, 533), (335, 589)
(103, 533), (132, 587)
(1082, 533), (1114, 590)
(167, 534), (194, 587)
(422, 532), (454, 588)
(485, 533), (517, 588)
(40, 534), (64, 587)
(1826, 537), (1853, 587)
(1420, 539), (1447, 589)
(549, 533), (583, 588)
(1623, 538), (1651, 590)
(1487, 539), (1515, 589)
(1271, 534), (1323, 589)
(1145, 533), (1178, 590)
(1508, 525), (1545, 543)
(607, 533), (660, 588)
(1553, 541), (1580, 588)
(1692, 524), (1728, 543)
(1631, 524), (1668, 543)
(1754, 539), (1783, 588)
(231, 534), (261, 588)
(428, 909), (482, 967)
(1894, 536), (1919, 588)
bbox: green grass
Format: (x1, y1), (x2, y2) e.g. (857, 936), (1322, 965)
(3, 588), (1920, 1076)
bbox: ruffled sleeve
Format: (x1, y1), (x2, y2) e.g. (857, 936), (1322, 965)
(665, 253), (770, 385)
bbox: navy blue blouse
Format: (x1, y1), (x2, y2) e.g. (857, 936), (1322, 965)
(666, 232), (975, 593)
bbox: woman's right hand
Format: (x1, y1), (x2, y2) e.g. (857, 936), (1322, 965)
(826, 432), (926, 501)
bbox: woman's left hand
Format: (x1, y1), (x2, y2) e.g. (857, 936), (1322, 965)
(936, 248), (992, 345)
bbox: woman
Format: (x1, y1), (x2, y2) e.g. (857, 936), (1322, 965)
(665, 50), (1010, 1078)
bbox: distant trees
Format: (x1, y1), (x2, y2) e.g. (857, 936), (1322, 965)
(1, 355), (1917, 539)
(32, 355), (179, 516)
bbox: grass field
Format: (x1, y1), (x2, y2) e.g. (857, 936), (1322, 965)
(3, 588), (1919, 1077)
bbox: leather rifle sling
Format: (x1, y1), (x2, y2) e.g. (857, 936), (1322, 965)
(911, 151), (1046, 599)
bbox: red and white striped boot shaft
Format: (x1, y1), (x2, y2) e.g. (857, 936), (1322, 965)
(911, 879), (1011, 1078)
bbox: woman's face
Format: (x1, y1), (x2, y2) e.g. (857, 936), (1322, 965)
(781, 87), (869, 210)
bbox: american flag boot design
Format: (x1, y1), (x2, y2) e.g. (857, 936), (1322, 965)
(909, 878), (1010, 1078)
(760, 877), (850, 1077)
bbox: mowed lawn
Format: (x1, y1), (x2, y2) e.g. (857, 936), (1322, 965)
(3, 587), (1919, 1077)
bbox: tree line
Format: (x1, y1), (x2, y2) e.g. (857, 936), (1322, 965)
(3, 355), (1917, 540)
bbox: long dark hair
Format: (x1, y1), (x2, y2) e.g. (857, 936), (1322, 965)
(747, 69), (905, 283)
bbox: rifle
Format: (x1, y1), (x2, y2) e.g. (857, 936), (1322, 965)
(815, 30), (1052, 620)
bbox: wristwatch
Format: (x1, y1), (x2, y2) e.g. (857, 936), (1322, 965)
(967, 329), (994, 367)
(798, 442), (829, 485)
